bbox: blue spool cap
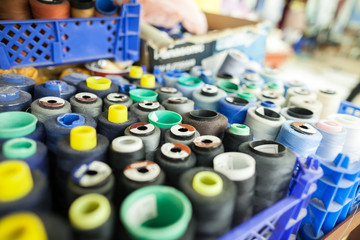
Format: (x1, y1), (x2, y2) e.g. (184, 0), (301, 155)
(119, 84), (137, 94)
(0, 86), (19, 101)
(45, 80), (67, 91)
(1, 73), (25, 83)
(260, 100), (276, 108)
(166, 69), (186, 78)
(95, 0), (118, 15)
(57, 113), (85, 128)
(245, 68), (256, 74)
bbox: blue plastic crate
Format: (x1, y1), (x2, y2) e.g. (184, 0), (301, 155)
(0, 0), (140, 69)
(338, 101), (360, 117)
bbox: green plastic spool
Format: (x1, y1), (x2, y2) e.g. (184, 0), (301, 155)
(245, 83), (258, 90)
(177, 77), (203, 87)
(0, 112), (37, 139)
(148, 110), (182, 129)
(267, 82), (281, 90)
(3, 138), (37, 159)
(237, 91), (255, 100)
(120, 185), (192, 240)
(129, 89), (158, 102)
(229, 124), (250, 135)
(217, 80), (239, 93)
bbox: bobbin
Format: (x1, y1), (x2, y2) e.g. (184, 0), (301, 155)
(257, 89), (285, 107)
(31, 96), (72, 123)
(34, 80), (76, 100)
(190, 66), (215, 84)
(317, 88), (342, 119)
(103, 93), (133, 111)
(285, 87), (316, 106)
(288, 96), (323, 117)
(218, 96), (250, 124)
(263, 82), (284, 95)
(124, 66), (143, 83)
(222, 124), (253, 152)
(242, 82), (261, 96)
(259, 67), (282, 84)
(164, 124), (200, 146)
(130, 100), (165, 122)
(240, 72), (264, 88)
(156, 87), (183, 103)
(62, 72), (90, 86)
(163, 69), (188, 87)
(0, 86), (32, 112)
(215, 73), (240, 85)
(175, 76), (204, 99)
(192, 84), (227, 111)
(0, 73), (35, 94)
(70, 92), (103, 119)
(217, 50), (249, 78)
(136, 74), (162, 90)
(162, 97), (195, 114)
(77, 77), (118, 98)
(217, 80), (240, 94)
(280, 106), (319, 124)
(191, 135), (224, 167)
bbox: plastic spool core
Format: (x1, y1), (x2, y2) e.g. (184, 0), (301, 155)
(294, 88), (310, 95)
(75, 92), (98, 103)
(148, 110), (182, 129)
(57, 113), (85, 128)
(112, 136), (143, 153)
(129, 89), (158, 102)
(217, 80), (239, 93)
(45, 80), (66, 91)
(320, 89), (336, 95)
(2, 73), (25, 83)
(291, 122), (317, 135)
(72, 161), (112, 187)
(192, 171), (223, 197)
(201, 85), (218, 96)
(129, 122), (155, 136)
(108, 104), (128, 123)
(245, 73), (260, 82)
(193, 135), (221, 149)
(178, 77), (202, 87)
(160, 87), (178, 93)
(107, 93), (128, 102)
(189, 110), (218, 120)
(255, 107), (281, 121)
(216, 73), (233, 79)
(249, 140), (286, 157)
(225, 96), (249, 106)
(161, 143), (191, 161)
(168, 97), (188, 104)
(287, 107), (313, 119)
(140, 74), (156, 88)
(261, 90), (279, 99)
(261, 100), (276, 108)
(0, 86), (19, 101)
(0, 111), (37, 139)
(316, 120), (342, 133)
(39, 97), (65, 108)
(138, 101), (160, 111)
(229, 124), (250, 135)
(124, 161), (161, 183)
(86, 77), (111, 90)
(70, 126), (97, 151)
(170, 124), (195, 138)
(288, 80), (304, 87)
(3, 138), (37, 159)
(237, 91), (254, 100)
(129, 66), (143, 79)
(245, 83), (258, 90)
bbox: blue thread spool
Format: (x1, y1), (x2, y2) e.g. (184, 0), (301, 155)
(119, 83), (137, 94)
(105, 75), (130, 86)
(163, 69), (188, 87)
(190, 66), (215, 85)
(175, 77), (204, 99)
(153, 67), (165, 85)
(218, 96), (250, 124)
(34, 80), (76, 100)
(0, 73), (35, 95)
(61, 73), (90, 86)
(192, 85), (227, 111)
(0, 86), (32, 112)
(259, 67), (283, 84)
(95, 0), (118, 15)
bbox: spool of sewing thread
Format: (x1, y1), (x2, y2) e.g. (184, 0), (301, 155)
(62, 73), (90, 86)
(0, 0), (32, 20)
(34, 80), (76, 100)
(315, 120), (347, 161)
(156, 87), (183, 103)
(285, 87), (316, 106)
(69, 193), (114, 240)
(148, 110), (183, 143)
(288, 96), (323, 117)
(0, 86), (32, 112)
(70, 0), (94, 18)
(105, 75), (130, 86)
(190, 66), (215, 85)
(124, 66), (143, 83)
(164, 124), (200, 146)
(242, 82), (261, 96)
(238, 140), (296, 213)
(257, 89), (285, 107)
(237, 91), (257, 103)
(70, 92), (103, 119)
(31, 96), (72, 123)
(257, 100), (281, 113)
(217, 80), (240, 94)
(29, 0), (71, 19)
(162, 97), (195, 114)
(0, 160), (50, 217)
(276, 121), (323, 157)
(95, 0), (118, 16)
(129, 89), (158, 102)
(44, 113), (97, 153)
(130, 101), (165, 122)
(124, 122), (161, 161)
(192, 84), (227, 111)
(284, 79), (307, 95)
(213, 152), (256, 225)
(1, 138), (48, 175)
(119, 83), (137, 94)
(217, 96), (250, 124)
(175, 77), (204, 99)
(164, 69), (188, 87)
(240, 72), (264, 88)
(120, 185), (193, 240)
(280, 106), (319, 124)
(222, 124), (253, 152)
(191, 135), (224, 167)
(263, 81), (285, 96)
(77, 77), (118, 98)
(136, 74), (162, 90)
(218, 50), (249, 78)
(66, 161), (114, 207)
(97, 105), (138, 141)
(215, 73), (240, 85)
(259, 67), (283, 84)
(103, 93), (133, 111)
(181, 110), (228, 138)
(244, 107), (286, 140)
(179, 167), (236, 238)
(317, 89), (342, 119)
(155, 142), (196, 186)
(0, 73), (35, 94)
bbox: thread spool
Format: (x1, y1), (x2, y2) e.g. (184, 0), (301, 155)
(95, 0), (118, 16)
(217, 96), (250, 124)
(70, 92), (103, 119)
(164, 69), (188, 87)
(215, 73), (240, 85)
(284, 79), (306, 95)
(237, 91), (257, 103)
(280, 106), (319, 124)
(259, 67), (283, 84)
(77, 77), (118, 98)
(0, 160), (50, 217)
(242, 82), (261, 96)
(175, 77), (204, 99)
(29, 0), (71, 19)
(105, 75), (130, 86)
(191, 135), (224, 167)
(244, 107), (286, 140)
(288, 96), (323, 117)
(192, 84), (227, 111)
(70, 0), (94, 18)
(119, 83), (137, 94)
(257, 89), (285, 107)
(0, 86), (32, 112)
(218, 50), (249, 78)
(222, 124), (253, 152)
(148, 110), (183, 143)
(40, 213), (74, 240)
(124, 122), (161, 161)
(317, 89), (342, 119)
(69, 193), (114, 240)
(62, 73), (90, 86)
(155, 142), (196, 186)
(162, 97), (195, 114)
(238, 140), (296, 213)
(0, 0), (32, 20)
(164, 124), (200, 146)
(137, 74), (161, 90)
(179, 167), (236, 238)
(257, 100), (281, 113)
(0, 73), (35, 94)
(155, 87), (183, 103)
(103, 93), (133, 111)
(240, 72), (264, 88)
(217, 80), (240, 94)
(315, 120), (347, 161)
(129, 89), (158, 102)
(276, 121), (323, 157)
(181, 110), (228, 138)
(263, 81), (285, 95)
(44, 113), (97, 153)
(190, 66), (215, 85)
(34, 80), (76, 100)
(31, 97), (72, 123)
(124, 66), (143, 83)
(213, 152), (256, 225)
(130, 101), (165, 122)
(285, 87), (316, 106)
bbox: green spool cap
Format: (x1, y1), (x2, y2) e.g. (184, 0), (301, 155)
(229, 124), (250, 135)
(177, 77), (203, 87)
(0, 112), (37, 139)
(245, 83), (258, 90)
(129, 89), (158, 102)
(237, 91), (255, 100)
(217, 80), (239, 93)
(267, 82), (280, 90)
(120, 185), (192, 240)
(3, 138), (37, 159)
(148, 110), (182, 129)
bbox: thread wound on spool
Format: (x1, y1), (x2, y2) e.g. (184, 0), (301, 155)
(70, 126), (97, 151)
(30, 0), (70, 19)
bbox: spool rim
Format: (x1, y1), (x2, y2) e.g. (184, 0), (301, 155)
(148, 110), (182, 129)
(57, 113), (85, 128)
(177, 77), (203, 87)
(217, 80), (239, 93)
(86, 77), (111, 90)
(3, 138), (37, 159)
(129, 89), (158, 102)
(229, 124), (250, 135)
(192, 171), (223, 197)
(0, 111), (37, 139)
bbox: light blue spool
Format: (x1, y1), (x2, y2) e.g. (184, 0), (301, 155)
(164, 70), (188, 87)
(192, 85), (227, 111)
(175, 77), (204, 99)
(34, 80), (76, 100)
(190, 66), (215, 85)
(240, 72), (264, 88)
(217, 96), (251, 124)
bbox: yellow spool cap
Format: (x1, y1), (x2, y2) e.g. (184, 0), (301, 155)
(0, 160), (33, 202)
(86, 77), (111, 90)
(140, 74), (156, 88)
(70, 126), (97, 151)
(129, 66), (143, 79)
(108, 104), (128, 123)
(0, 212), (47, 240)
(192, 171), (223, 197)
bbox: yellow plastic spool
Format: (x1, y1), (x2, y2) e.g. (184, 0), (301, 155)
(86, 77), (111, 90)
(129, 66), (143, 79)
(140, 74), (156, 88)
(108, 104), (128, 123)
(0, 160), (33, 202)
(192, 171), (223, 197)
(0, 212), (47, 240)
(70, 126), (97, 151)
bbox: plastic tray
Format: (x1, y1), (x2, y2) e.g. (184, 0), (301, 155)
(338, 101), (360, 117)
(0, 0), (140, 69)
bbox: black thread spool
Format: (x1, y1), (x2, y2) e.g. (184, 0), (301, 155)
(130, 100), (165, 122)
(77, 77), (119, 98)
(222, 124), (253, 152)
(213, 152), (256, 226)
(31, 96), (72, 123)
(41, 213), (74, 240)
(191, 135), (224, 167)
(181, 110), (228, 138)
(162, 97), (195, 114)
(103, 93), (133, 111)
(70, 92), (103, 119)
(156, 87), (183, 103)
(34, 80), (76, 100)
(238, 140), (296, 213)
(178, 167), (236, 239)
(0, 86), (32, 112)
(66, 161), (114, 208)
(164, 124), (200, 146)
(155, 142), (196, 186)
(0, 73), (35, 95)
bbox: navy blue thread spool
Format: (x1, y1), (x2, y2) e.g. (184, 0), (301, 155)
(162, 97), (195, 114)
(217, 96), (250, 124)
(218, 50), (249, 78)
(155, 87), (183, 103)
(31, 97), (72, 123)
(192, 85), (227, 111)
(70, 92), (103, 119)
(34, 80), (76, 100)
(40, 213), (74, 240)
(130, 101), (165, 122)
(0, 73), (35, 95)
(103, 93), (133, 111)
(155, 142), (196, 186)
(191, 135), (224, 167)
(222, 124), (253, 152)
(77, 77), (119, 98)
(62, 72), (90, 86)
(119, 83), (137, 94)
(164, 124), (200, 146)
(0, 86), (32, 112)
(163, 69), (188, 87)
(280, 106), (319, 124)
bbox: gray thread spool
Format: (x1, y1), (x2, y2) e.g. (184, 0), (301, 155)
(164, 124), (200, 146)
(31, 96), (71, 123)
(103, 93), (133, 111)
(192, 85), (227, 111)
(70, 92), (103, 119)
(217, 50), (249, 78)
(191, 135), (224, 167)
(155, 87), (183, 103)
(280, 107), (319, 124)
(285, 87), (316, 106)
(129, 101), (165, 122)
(162, 97), (194, 114)
(257, 90), (285, 107)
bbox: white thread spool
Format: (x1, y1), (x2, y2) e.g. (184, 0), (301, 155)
(285, 87), (317, 106)
(257, 90), (285, 107)
(317, 89), (342, 119)
(288, 96), (323, 118)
